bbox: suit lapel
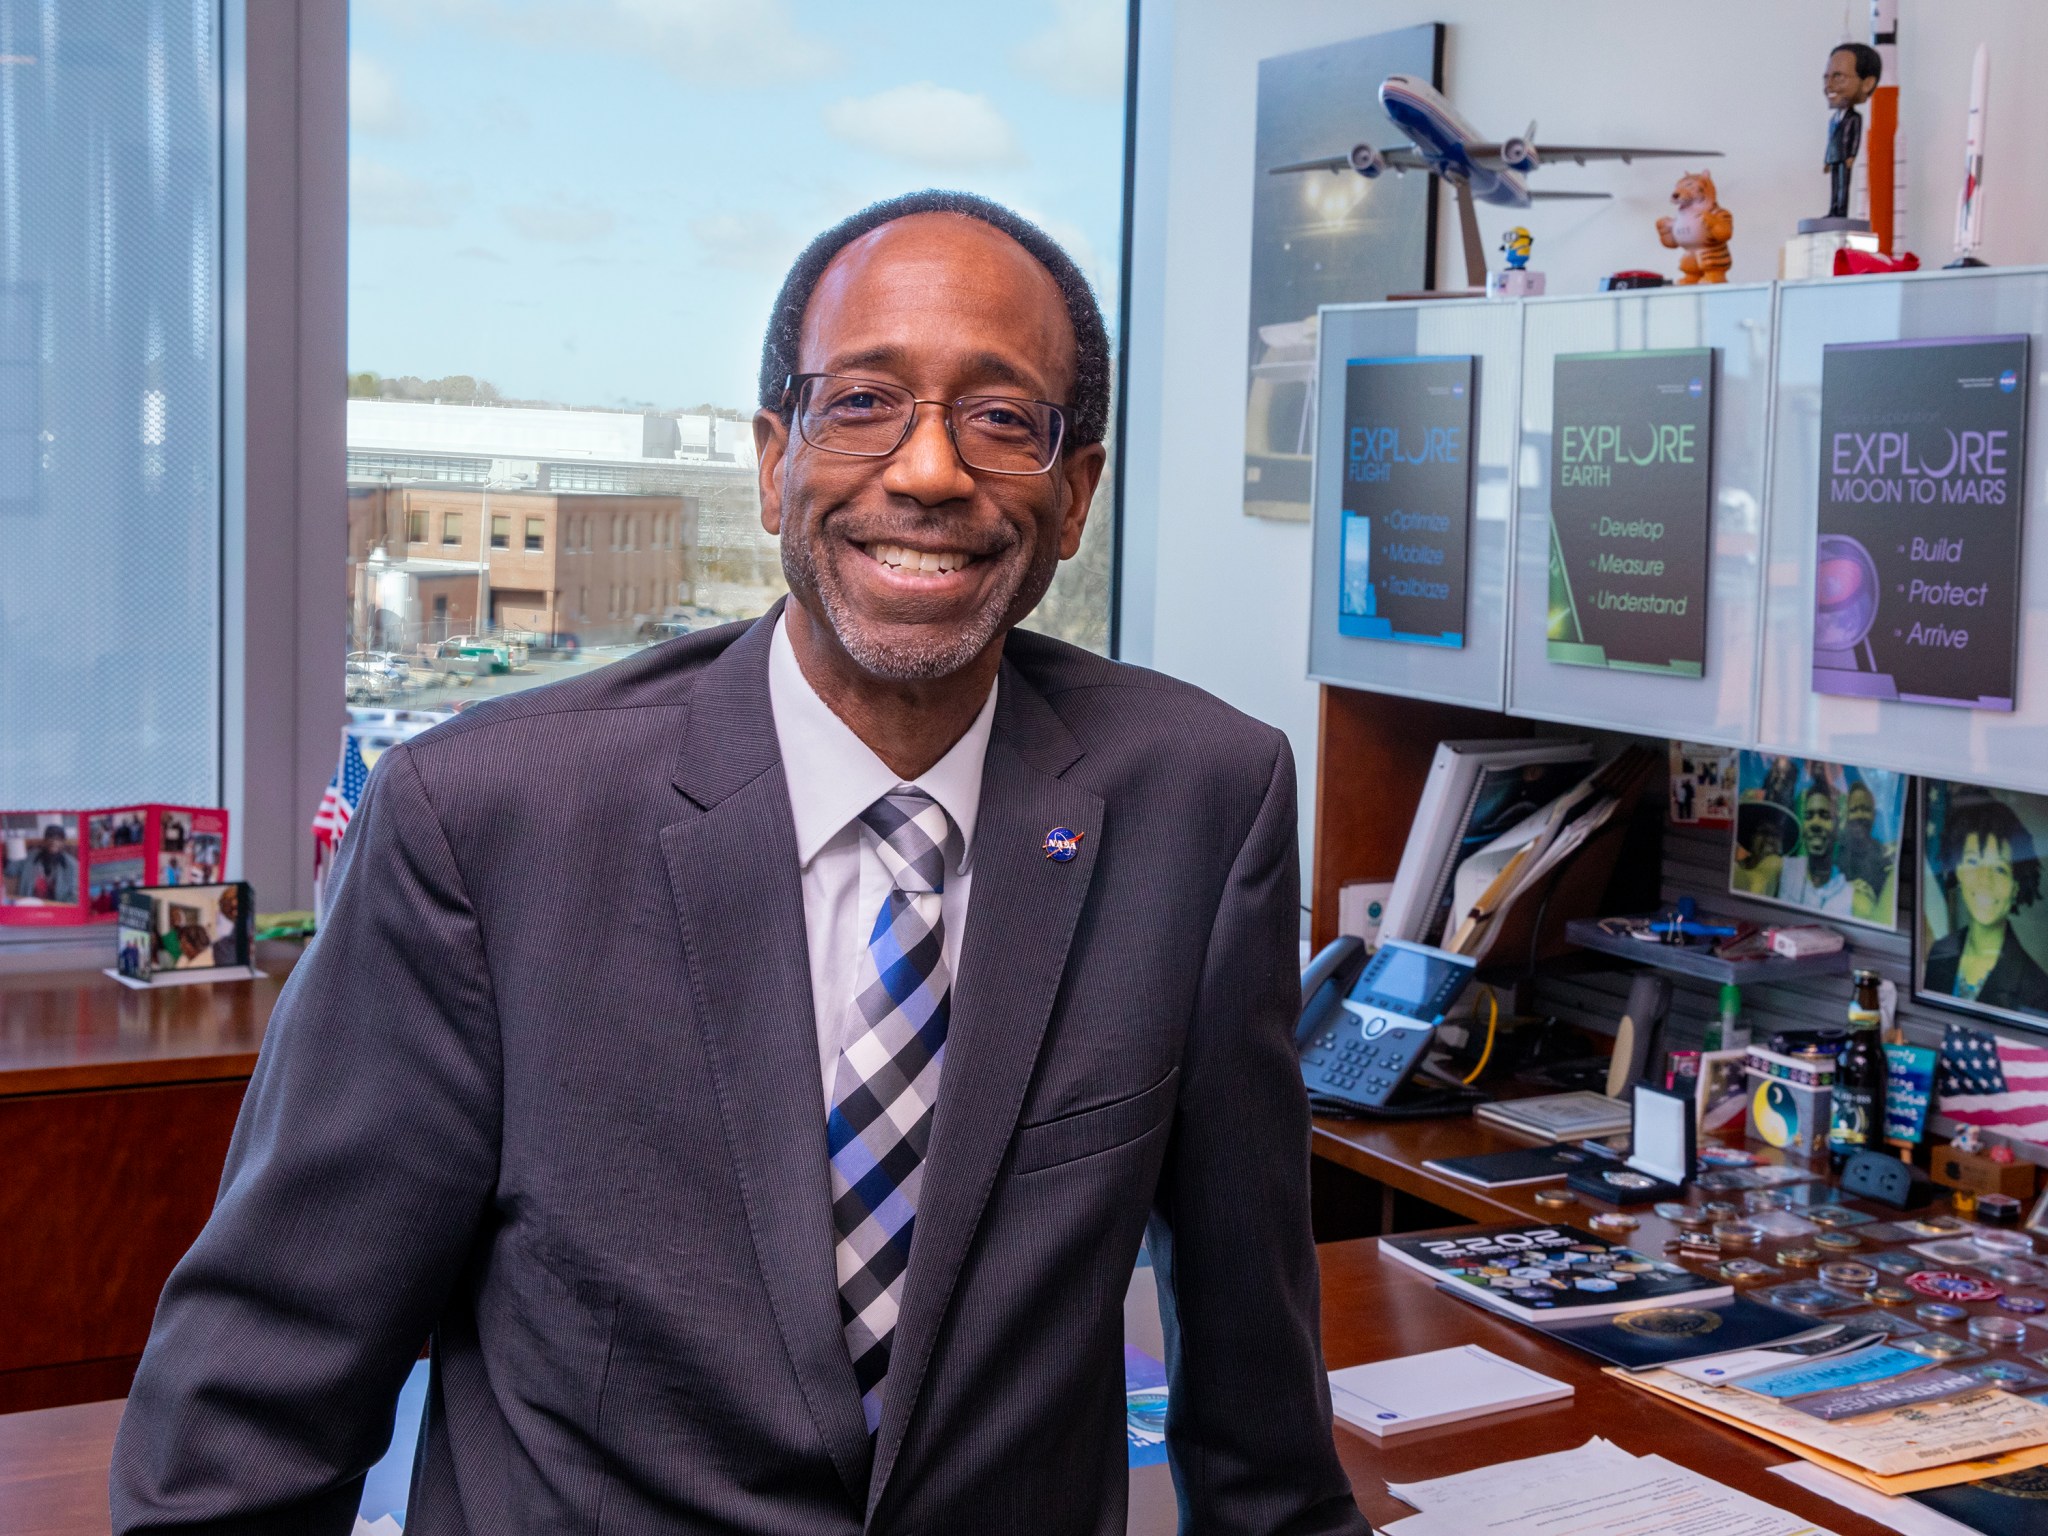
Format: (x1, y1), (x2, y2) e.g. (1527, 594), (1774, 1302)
(659, 608), (874, 1500)
(866, 659), (1103, 1512)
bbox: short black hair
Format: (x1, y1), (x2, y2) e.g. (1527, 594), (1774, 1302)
(1941, 793), (2042, 910)
(756, 189), (1111, 449)
(1831, 42), (1883, 84)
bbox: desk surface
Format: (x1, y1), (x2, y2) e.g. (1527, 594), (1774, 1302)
(0, 1239), (1901, 1536)
(0, 943), (297, 1096)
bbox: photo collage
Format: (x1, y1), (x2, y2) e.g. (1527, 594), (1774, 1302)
(1684, 749), (2048, 1037)
(0, 804), (230, 926)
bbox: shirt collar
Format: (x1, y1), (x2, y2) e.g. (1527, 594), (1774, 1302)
(767, 611), (997, 874)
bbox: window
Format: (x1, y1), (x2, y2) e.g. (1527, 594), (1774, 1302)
(408, 510), (428, 544)
(3, 2), (222, 813)
(346, 2), (1129, 696)
(441, 511), (462, 547)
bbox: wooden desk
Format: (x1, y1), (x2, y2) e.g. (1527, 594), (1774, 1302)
(0, 1239), (1900, 1536)
(0, 946), (298, 1413)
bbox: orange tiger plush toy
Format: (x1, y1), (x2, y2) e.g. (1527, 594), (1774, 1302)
(1656, 171), (1733, 285)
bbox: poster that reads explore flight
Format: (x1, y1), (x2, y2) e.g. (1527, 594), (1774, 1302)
(1546, 349), (1716, 676)
(1336, 354), (1476, 648)
(1812, 336), (2030, 711)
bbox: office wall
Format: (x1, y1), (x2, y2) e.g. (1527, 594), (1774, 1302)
(1120, 0), (2048, 883)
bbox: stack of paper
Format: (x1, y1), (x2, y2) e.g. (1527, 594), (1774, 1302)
(1327, 1344), (1571, 1438)
(1381, 1437), (1835, 1535)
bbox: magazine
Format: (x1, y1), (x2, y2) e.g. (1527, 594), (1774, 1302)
(1380, 1223), (1732, 1324)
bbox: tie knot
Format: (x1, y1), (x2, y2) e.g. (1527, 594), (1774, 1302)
(860, 787), (951, 895)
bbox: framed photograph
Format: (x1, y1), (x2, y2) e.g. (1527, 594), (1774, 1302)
(1729, 752), (1904, 931)
(1695, 1048), (1749, 1132)
(1917, 780), (2048, 1034)
(116, 881), (252, 983)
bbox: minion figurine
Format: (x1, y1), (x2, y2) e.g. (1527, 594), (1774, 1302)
(1487, 225), (1545, 297)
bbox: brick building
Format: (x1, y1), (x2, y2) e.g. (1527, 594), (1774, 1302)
(346, 398), (782, 648)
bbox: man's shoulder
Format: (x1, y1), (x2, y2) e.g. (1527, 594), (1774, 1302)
(1002, 627), (1286, 772)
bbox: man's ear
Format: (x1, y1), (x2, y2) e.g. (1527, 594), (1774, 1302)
(754, 408), (789, 536)
(1056, 442), (1107, 561)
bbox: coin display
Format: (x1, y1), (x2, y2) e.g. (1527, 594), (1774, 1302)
(1813, 1231), (1862, 1252)
(1869, 1285), (1916, 1307)
(1534, 1188), (1576, 1208)
(1819, 1261), (1878, 1290)
(1999, 1294), (2048, 1315)
(1968, 1313), (2028, 1345)
(1907, 1270), (2003, 1303)
(1895, 1331), (1985, 1362)
(1916, 1301), (1969, 1324)
(1776, 1248), (1821, 1268)
(1760, 1281), (1859, 1314)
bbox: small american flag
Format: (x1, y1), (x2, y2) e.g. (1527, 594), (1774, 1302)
(311, 733), (369, 861)
(1938, 1021), (2048, 1144)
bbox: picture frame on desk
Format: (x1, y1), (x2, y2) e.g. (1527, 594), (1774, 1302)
(1915, 778), (2048, 1036)
(1727, 750), (1904, 932)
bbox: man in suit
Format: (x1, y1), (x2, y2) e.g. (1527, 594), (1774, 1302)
(113, 190), (1365, 1535)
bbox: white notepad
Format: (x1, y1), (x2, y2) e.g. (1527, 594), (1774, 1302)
(1328, 1344), (1572, 1438)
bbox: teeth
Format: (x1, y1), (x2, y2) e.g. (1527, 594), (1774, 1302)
(868, 542), (968, 574)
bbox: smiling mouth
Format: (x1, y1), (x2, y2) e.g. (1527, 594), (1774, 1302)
(859, 541), (980, 577)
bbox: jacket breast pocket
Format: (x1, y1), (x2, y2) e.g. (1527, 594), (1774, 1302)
(1010, 1067), (1178, 1175)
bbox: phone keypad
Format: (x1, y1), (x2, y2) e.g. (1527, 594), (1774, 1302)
(1302, 1013), (1431, 1106)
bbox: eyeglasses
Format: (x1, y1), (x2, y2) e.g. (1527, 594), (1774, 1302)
(783, 373), (1067, 476)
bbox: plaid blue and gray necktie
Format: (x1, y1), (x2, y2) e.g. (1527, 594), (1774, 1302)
(827, 786), (954, 1434)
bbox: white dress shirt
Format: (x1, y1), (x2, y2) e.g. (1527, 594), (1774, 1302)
(767, 614), (998, 1108)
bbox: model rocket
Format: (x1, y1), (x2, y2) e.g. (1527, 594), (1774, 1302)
(1951, 43), (1988, 266)
(1867, 0), (1904, 254)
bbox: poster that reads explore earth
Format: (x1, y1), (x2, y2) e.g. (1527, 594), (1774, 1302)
(1546, 349), (1716, 676)
(1812, 336), (2030, 711)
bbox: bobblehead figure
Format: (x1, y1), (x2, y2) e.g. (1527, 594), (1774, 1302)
(1822, 43), (1883, 224)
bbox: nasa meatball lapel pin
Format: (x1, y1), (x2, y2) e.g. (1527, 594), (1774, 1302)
(1043, 827), (1084, 862)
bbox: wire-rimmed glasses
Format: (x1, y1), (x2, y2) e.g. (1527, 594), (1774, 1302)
(784, 373), (1067, 476)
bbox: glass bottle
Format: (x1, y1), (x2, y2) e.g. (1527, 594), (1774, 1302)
(1829, 971), (1887, 1165)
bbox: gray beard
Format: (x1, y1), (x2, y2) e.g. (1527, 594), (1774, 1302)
(782, 531), (1055, 682)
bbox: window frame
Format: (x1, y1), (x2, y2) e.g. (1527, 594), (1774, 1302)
(0, 0), (1134, 960)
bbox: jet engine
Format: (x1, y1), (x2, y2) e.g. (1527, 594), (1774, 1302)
(1500, 136), (1540, 174)
(1348, 143), (1386, 179)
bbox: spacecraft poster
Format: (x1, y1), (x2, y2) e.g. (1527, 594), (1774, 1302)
(1546, 349), (1716, 675)
(1813, 337), (2029, 711)
(1337, 354), (1475, 646)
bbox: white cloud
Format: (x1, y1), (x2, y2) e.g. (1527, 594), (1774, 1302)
(1013, 0), (1127, 100)
(359, 0), (835, 86)
(454, 245), (508, 263)
(502, 196), (618, 244)
(350, 51), (414, 136)
(823, 84), (1025, 171)
(689, 210), (801, 273)
(351, 159), (461, 227)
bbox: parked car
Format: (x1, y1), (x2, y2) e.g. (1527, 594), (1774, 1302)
(438, 636), (512, 673)
(635, 618), (695, 643)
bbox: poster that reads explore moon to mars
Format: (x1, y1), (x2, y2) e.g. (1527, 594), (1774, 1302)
(1812, 336), (2030, 712)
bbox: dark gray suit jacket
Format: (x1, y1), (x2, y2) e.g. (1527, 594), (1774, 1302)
(112, 607), (1365, 1535)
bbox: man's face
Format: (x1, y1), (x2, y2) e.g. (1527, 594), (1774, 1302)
(1803, 790), (1837, 860)
(41, 831), (63, 855)
(1825, 50), (1873, 110)
(1845, 784), (1876, 838)
(756, 214), (1106, 682)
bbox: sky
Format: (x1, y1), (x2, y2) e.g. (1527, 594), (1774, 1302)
(347, 0), (1130, 414)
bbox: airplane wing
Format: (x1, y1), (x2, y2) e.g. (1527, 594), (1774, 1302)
(1468, 143), (1721, 168)
(1528, 190), (1613, 200)
(1266, 145), (1432, 176)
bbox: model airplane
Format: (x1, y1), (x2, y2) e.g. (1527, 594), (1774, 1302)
(1270, 75), (1721, 288)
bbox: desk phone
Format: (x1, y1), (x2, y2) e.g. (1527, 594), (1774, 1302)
(1296, 937), (1478, 1111)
